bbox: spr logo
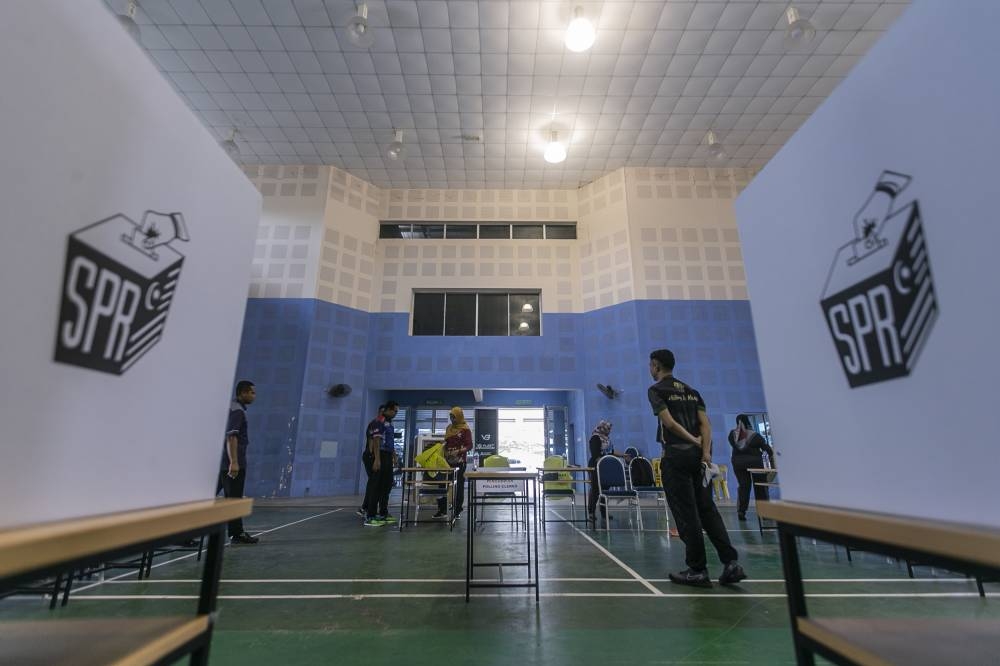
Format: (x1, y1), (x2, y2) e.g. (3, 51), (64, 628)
(54, 212), (190, 375)
(820, 171), (937, 388)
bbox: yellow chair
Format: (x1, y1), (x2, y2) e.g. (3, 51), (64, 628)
(541, 455), (576, 524)
(652, 458), (663, 488)
(480, 455), (519, 526)
(712, 463), (731, 501)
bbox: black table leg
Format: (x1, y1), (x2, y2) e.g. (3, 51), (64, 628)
(778, 527), (814, 665)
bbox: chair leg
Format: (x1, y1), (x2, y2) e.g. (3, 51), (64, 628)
(906, 561), (915, 578)
(976, 577), (985, 598)
(61, 573), (73, 607)
(49, 573), (63, 611)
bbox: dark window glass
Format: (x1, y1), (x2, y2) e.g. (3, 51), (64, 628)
(477, 293), (509, 336)
(379, 224), (407, 238)
(509, 293), (540, 336)
(446, 224), (476, 239)
(445, 293), (476, 335)
(412, 293), (444, 335)
(479, 224), (510, 239)
(411, 224), (444, 239)
(545, 224), (576, 239)
(512, 224), (543, 239)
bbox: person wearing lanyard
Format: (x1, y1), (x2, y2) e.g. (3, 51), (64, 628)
(373, 401), (399, 524)
(647, 349), (746, 587)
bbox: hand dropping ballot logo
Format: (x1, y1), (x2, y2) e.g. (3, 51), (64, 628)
(54, 211), (190, 375)
(820, 171), (937, 388)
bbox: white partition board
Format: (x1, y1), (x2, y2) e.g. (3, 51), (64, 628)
(0, 2), (260, 528)
(735, 1), (1000, 527)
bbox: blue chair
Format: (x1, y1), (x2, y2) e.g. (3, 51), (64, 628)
(629, 457), (669, 528)
(595, 455), (641, 531)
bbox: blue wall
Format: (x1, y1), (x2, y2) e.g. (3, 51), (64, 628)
(232, 298), (767, 497)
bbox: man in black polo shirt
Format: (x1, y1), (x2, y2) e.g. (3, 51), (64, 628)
(219, 380), (259, 544)
(647, 349), (745, 587)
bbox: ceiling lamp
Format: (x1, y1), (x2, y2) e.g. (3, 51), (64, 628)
(387, 129), (405, 160)
(118, 0), (140, 40)
(564, 6), (596, 52)
(705, 130), (726, 161)
(346, 2), (375, 49)
(543, 130), (567, 164)
(783, 6), (816, 49)
(517, 322), (530, 332)
(521, 303), (534, 313)
(220, 128), (240, 159)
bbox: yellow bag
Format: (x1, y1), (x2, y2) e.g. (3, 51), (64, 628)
(414, 442), (449, 470)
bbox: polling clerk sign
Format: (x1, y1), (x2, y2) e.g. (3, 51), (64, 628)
(820, 171), (937, 388)
(54, 211), (190, 375)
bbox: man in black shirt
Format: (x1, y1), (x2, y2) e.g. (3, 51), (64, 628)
(647, 349), (746, 587)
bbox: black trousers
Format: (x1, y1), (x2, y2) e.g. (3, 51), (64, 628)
(362, 450), (393, 518)
(662, 446), (738, 571)
(732, 456), (769, 516)
(438, 463), (467, 513)
(217, 468), (246, 537)
(587, 456), (603, 516)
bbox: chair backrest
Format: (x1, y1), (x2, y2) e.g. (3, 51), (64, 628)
(629, 457), (656, 488)
(596, 455), (627, 491)
(624, 446), (640, 460)
(542, 455), (571, 491)
(483, 454), (509, 468)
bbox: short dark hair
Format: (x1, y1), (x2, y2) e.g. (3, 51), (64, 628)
(235, 380), (255, 397)
(736, 414), (752, 429)
(649, 349), (675, 371)
(384, 400), (399, 410)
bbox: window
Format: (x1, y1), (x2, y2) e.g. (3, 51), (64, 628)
(445, 224), (476, 239)
(380, 222), (576, 240)
(412, 293), (444, 336)
(545, 224), (576, 239)
(478, 224), (510, 239)
(512, 224), (543, 239)
(444, 293), (476, 335)
(412, 291), (541, 336)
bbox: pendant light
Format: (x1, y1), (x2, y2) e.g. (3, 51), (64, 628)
(346, 2), (375, 49)
(543, 130), (567, 164)
(118, 0), (140, 40)
(564, 6), (596, 53)
(783, 6), (816, 50)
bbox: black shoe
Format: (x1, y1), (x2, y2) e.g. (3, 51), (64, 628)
(230, 532), (259, 545)
(669, 568), (712, 588)
(737, 513), (747, 521)
(179, 538), (200, 548)
(719, 561), (747, 586)
(355, 508), (366, 518)
(432, 511), (447, 519)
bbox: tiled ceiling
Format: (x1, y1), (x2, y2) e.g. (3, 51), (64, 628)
(106, 0), (910, 188)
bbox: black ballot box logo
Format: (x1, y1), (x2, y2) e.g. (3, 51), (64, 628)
(820, 171), (938, 388)
(54, 211), (190, 375)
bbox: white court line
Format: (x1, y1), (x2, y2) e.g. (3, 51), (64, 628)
(70, 509), (342, 595)
(101, 576), (979, 585)
(70, 592), (999, 601)
(550, 510), (663, 596)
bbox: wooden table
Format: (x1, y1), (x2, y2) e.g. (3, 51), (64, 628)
(398, 466), (459, 531)
(0, 498), (252, 665)
(759, 500), (1000, 665)
(464, 470), (539, 602)
(536, 466), (592, 526)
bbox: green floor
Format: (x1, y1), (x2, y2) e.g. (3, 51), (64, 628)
(2, 497), (996, 665)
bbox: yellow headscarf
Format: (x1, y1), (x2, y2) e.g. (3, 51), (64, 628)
(444, 406), (470, 438)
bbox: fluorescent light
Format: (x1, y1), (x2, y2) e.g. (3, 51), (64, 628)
(564, 7), (595, 53)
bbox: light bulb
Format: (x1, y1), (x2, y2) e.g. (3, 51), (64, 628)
(706, 130), (726, 161)
(221, 129), (239, 158)
(387, 130), (404, 160)
(564, 7), (596, 52)
(346, 2), (374, 49)
(118, 0), (140, 40)
(521, 303), (534, 313)
(544, 131), (566, 164)
(783, 6), (816, 49)
(518, 321), (530, 331)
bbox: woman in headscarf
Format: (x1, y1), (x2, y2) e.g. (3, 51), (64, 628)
(587, 419), (619, 524)
(434, 406), (474, 519)
(727, 414), (776, 521)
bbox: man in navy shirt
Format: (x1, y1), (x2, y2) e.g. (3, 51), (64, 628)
(219, 380), (258, 544)
(362, 401), (399, 526)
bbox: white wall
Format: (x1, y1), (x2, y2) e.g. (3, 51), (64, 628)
(0, 2), (260, 527)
